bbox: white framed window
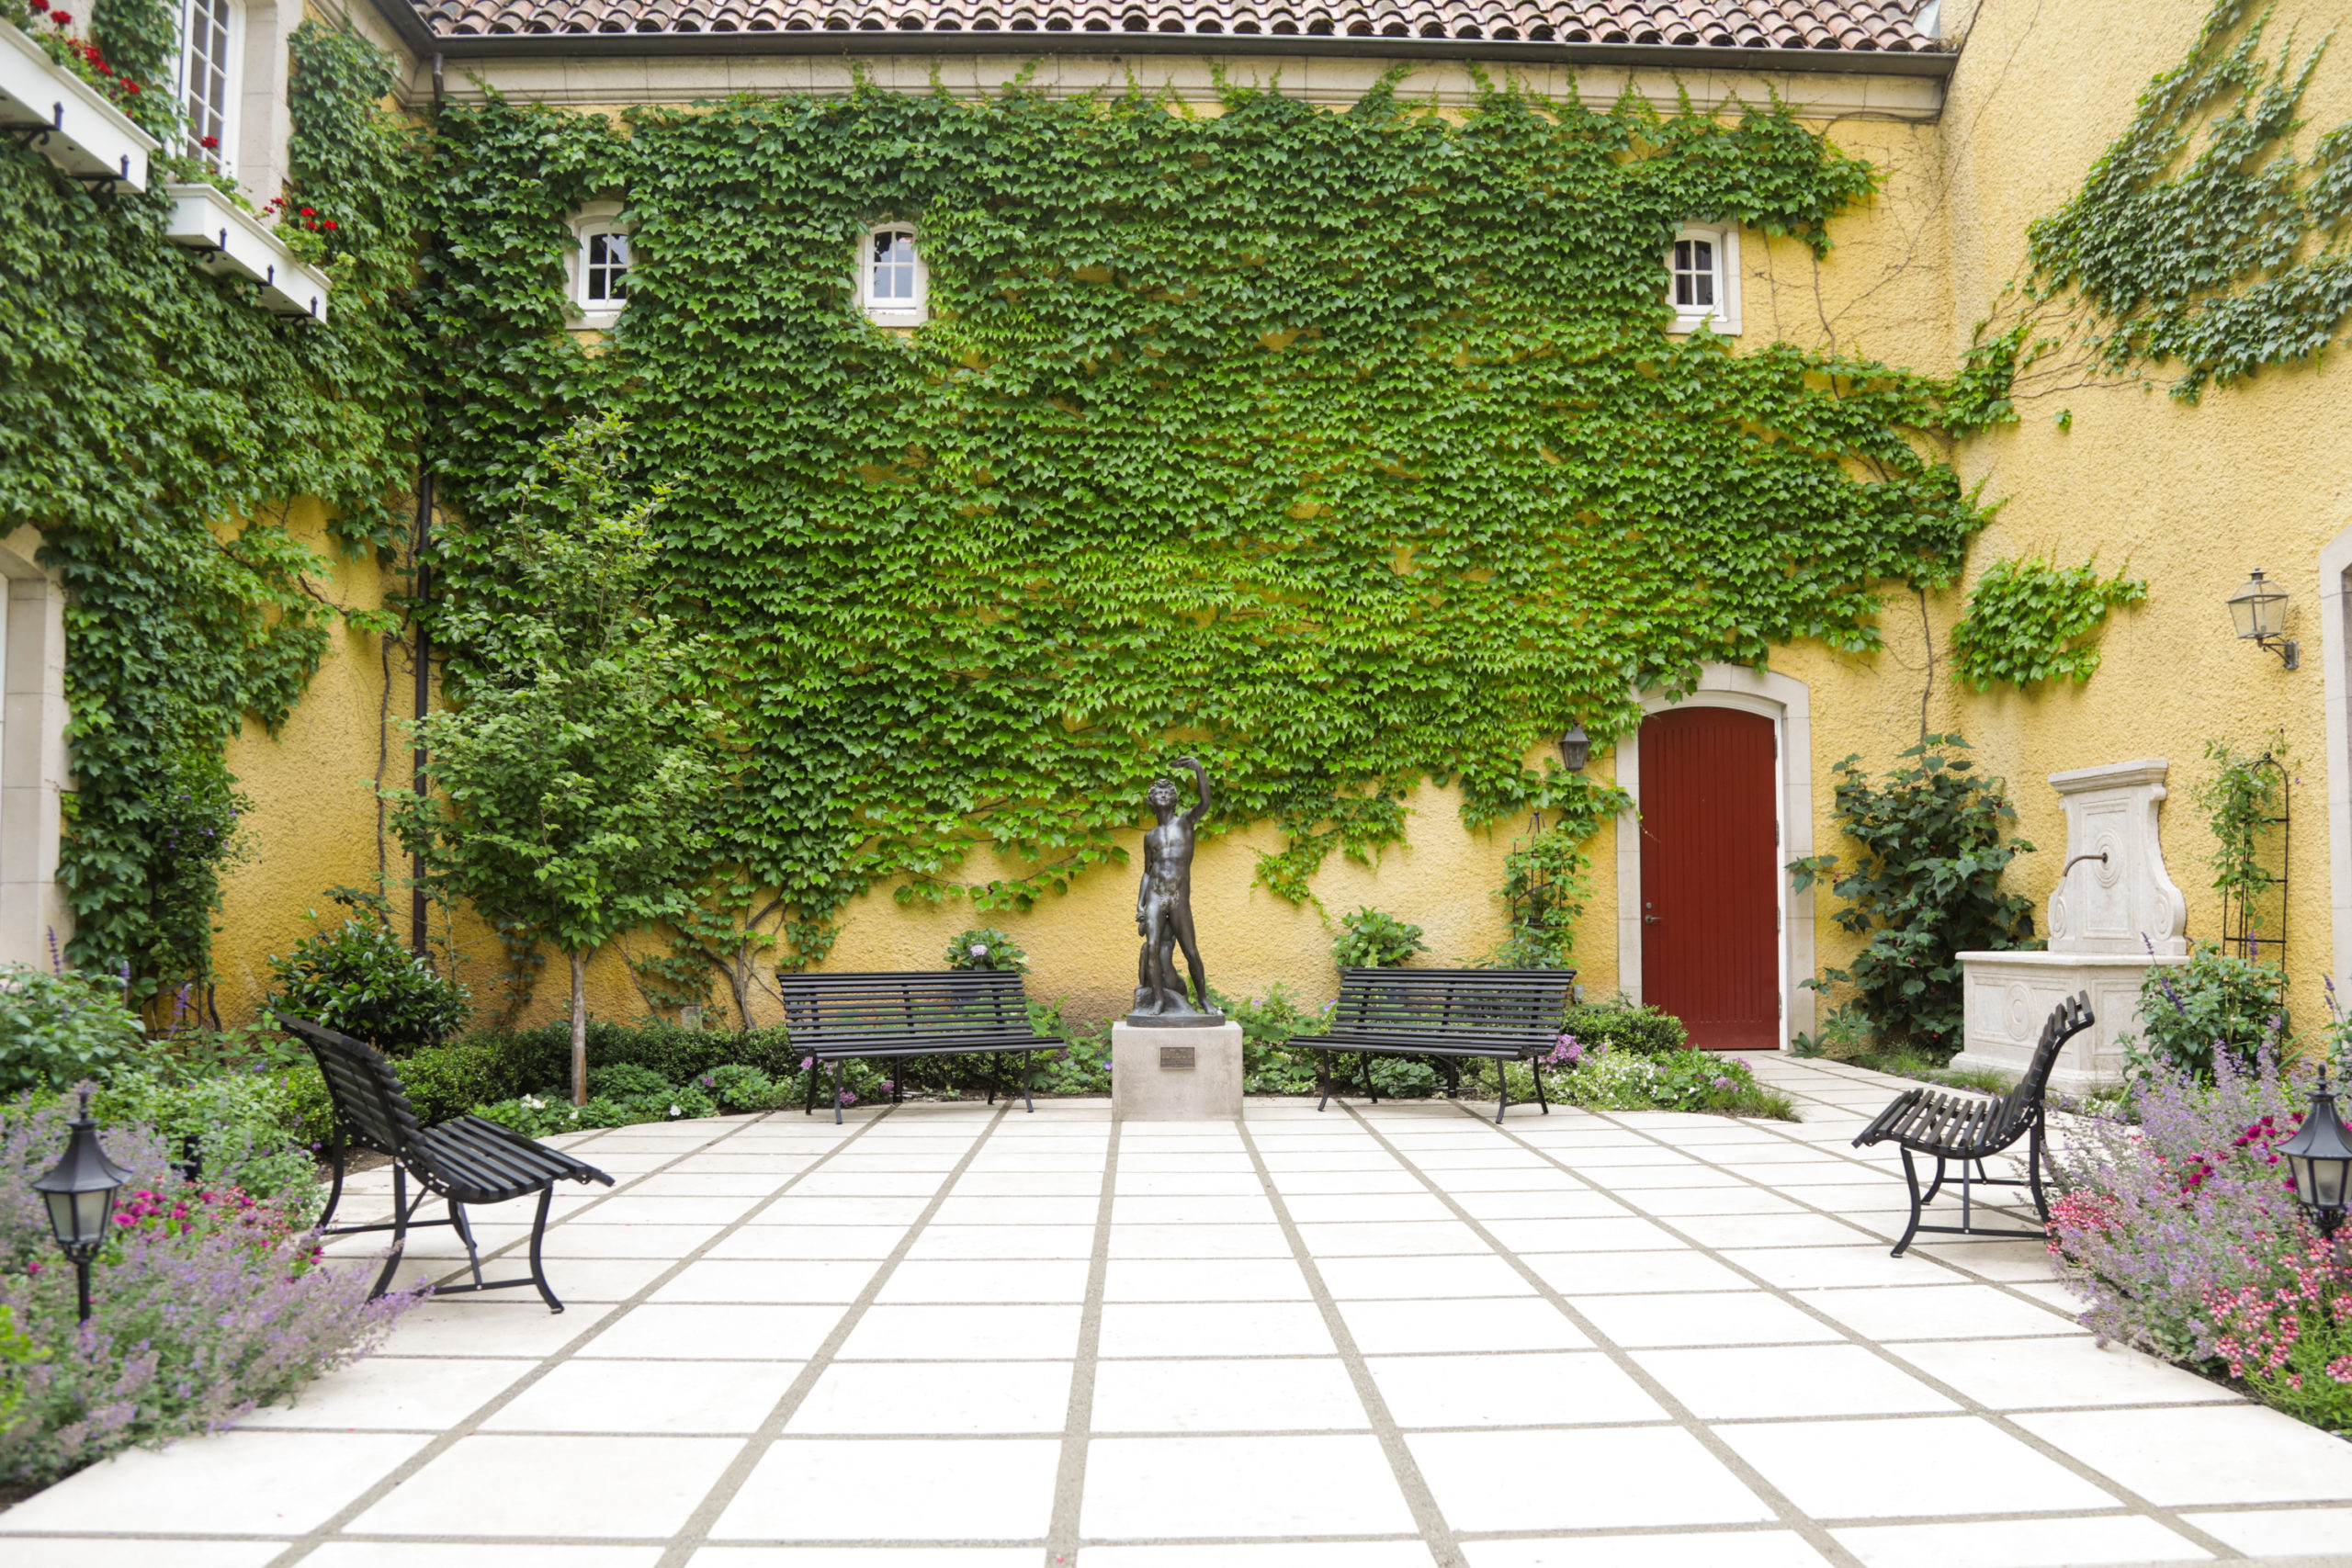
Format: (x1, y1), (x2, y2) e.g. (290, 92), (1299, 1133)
(178, 0), (241, 175)
(567, 201), (632, 328)
(1667, 225), (1741, 336)
(858, 223), (927, 327)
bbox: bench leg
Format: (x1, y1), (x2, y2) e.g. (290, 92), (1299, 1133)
(805, 1058), (821, 1117)
(1315, 1054), (1333, 1112)
(2027, 1120), (2051, 1224)
(1494, 1061), (1510, 1124)
(1920, 1156), (1950, 1207)
(369, 1166), (425, 1300)
(318, 1134), (348, 1230)
(833, 1058), (848, 1126)
(449, 1198), (486, 1291)
(1532, 1059), (1551, 1115)
(525, 1184), (564, 1314)
(1890, 1147), (1928, 1258)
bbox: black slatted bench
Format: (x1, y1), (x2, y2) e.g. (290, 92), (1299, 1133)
(778, 969), (1063, 1124)
(1853, 991), (2093, 1257)
(277, 1011), (615, 1311)
(1301, 966), (1578, 1122)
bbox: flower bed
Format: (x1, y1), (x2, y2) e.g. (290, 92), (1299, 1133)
(0, 1095), (417, 1488)
(2047, 1055), (2352, 1435)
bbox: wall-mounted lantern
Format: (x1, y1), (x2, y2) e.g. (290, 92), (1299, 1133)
(2228, 569), (2299, 670)
(1557, 724), (1590, 773)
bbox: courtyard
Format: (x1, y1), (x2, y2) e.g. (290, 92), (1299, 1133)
(6, 1056), (2350, 1568)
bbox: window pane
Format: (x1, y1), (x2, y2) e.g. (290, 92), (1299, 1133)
(585, 231), (630, 304)
(872, 230), (917, 304)
(181, 0), (234, 166)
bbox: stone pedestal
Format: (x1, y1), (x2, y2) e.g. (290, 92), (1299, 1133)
(1953, 759), (2189, 1092)
(1112, 1021), (1243, 1122)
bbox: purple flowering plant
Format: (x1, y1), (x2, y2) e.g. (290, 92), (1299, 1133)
(0, 1093), (421, 1486)
(2044, 1051), (2315, 1364)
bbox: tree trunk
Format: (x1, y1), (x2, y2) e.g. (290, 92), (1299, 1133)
(570, 949), (589, 1106)
(727, 942), (754, 1032)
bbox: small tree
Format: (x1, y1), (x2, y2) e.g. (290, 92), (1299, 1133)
(1789, 735), (2037, 1056)
(391, 415), (726, 1103)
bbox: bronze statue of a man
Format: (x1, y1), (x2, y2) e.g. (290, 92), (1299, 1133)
(1131, 756), (1219, 1024)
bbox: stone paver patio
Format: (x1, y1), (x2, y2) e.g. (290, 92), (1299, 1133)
(7, 1054), (2352, 1568)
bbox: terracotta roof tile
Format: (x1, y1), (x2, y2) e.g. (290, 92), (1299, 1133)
(409, 0), (1939, 49)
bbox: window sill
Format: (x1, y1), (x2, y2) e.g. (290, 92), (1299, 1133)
(0, 20), (158, 189)
(164, 182), (331, 321)
(572, 309), (624, 330)
(864, 309), (927, 329)
(1668, 314), (1740, 337)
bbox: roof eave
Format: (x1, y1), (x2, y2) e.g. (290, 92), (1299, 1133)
(364, 1), (1955, 77)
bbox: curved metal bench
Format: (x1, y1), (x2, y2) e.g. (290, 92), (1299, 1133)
(777, 969), (1061, 1124)
(278, 1011), (615, 1310)
(1853, 991), (2092, 1257)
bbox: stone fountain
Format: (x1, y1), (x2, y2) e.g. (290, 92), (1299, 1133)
(1951, 759), (2190, 1093)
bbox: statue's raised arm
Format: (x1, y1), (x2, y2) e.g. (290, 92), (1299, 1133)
(1177, 755), (1211, 829)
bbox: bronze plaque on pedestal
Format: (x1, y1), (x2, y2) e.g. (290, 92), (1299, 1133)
(1159, 1044), (1197, 1071)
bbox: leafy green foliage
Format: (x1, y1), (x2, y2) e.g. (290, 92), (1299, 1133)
(417, 83), (1986, 948)
(1, 13), (418, 1002)
(1331, 908), (1426, 970)
(1486, 774), (1631, 968)
(266, 893), (472, 1055)
(946, 928), (1028, 973)
(1552, 1050), (1793, 1119)
(2195, 735), (2288, 957)
(390, 416), (728, 1099)
(1790, 1000), (1874, 1059)
(1950, 556), (2148, 690)
(1214, 985), (1330, 1094)
(1789, 736), (2038, 1056)
(2012, 0), (2352, 400)
(1560, 998), (1689, 1055)
(0, 964), (144, 1096)
(2120, 942), (2289, 1082)
(91, 1067), (323, 1214)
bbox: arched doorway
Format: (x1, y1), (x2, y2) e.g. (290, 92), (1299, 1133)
(1636, 705), (1781, 1050)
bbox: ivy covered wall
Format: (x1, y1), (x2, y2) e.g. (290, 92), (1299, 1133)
(414, 82), (1992, 1003)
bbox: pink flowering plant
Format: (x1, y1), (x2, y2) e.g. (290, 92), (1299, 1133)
(0, 1093), (420, 1486)
(2044, 1052), (2352, 1428)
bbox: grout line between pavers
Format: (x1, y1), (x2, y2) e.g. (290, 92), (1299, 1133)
(1236, 1114), (1468, 1568)
(252, 1105), (902, 1568)
(1464, 1099), (2248, 1563)
(649, 1101), (1018, 1568)
(1041, 1116), (1121, 1564)
(1338, 1100), (1869, 1568)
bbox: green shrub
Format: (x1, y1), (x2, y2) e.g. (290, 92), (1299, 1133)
(1791, 1002), (1874, 1061)
(697, 1063), (796, 1111)
(2120, 942), (2289, 1082)
(0, 1302), (32, 1433)
(1555, 1051), (1793, 1119)
(266, 899), (471, 1055)
(1789, 735), (2038, 1057)
(92, 1068), (323, 1219)
(395, 1041), (522, 1124)
(1214, 987), (1327, 1094)
(946, 928), (1028, 973)
(1561, 998), (1688, 1055)
(1332, 908), (1426, 970)
(0, 964), (144, 1096)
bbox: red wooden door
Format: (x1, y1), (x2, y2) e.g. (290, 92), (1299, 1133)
(1639, 707), (1780, 1050)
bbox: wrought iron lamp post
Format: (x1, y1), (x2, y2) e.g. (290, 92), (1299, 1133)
(1556, 724), (1590, 773)
(2280, 1070), (2352, 1239)
(30, 1089), (130, 1323)
(2227, 569), (2299, 670)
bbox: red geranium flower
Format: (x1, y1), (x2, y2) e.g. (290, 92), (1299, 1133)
(299, 206), (315, 217)
(200, 135), (220, 150)
(322, 219), (337, 231)
(50, 10), (72, 23)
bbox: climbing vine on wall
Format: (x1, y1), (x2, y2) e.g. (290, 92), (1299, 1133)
(1966, 0), (2352, 407)
(1948, 555), (2147, 690)
(0, 14), (417, 1002)
(415, 79), (1990, 972)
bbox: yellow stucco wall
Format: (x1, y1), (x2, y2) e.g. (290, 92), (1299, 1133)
(208, 0), (2352, 1046)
